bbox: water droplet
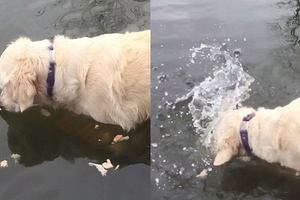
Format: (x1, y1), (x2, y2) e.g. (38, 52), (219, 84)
(151, 143), (158, 147)
(157, 74), (169, 83)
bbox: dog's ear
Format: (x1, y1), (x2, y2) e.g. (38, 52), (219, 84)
(9, 64), (37, 112)
(213, 147), (234, 166)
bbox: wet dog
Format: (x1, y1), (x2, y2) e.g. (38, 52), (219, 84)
(213, 98), (300, 171)
(0, 30), (150, 130)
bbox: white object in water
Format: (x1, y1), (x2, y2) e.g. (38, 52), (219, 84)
(196, 169), (207, 179)
(102, 159), (114, 169)
(88, 162), (107, 176)
(0, 160), (8, 168)
(11, 154), (21, 163)
(115, 165), (120, 170)
(94, 124), (99, 129)
(239, 156), (251, 162)
(151, 143), (158, 147)
(120, 136), (130, 141)
(41, 108), (51, 117)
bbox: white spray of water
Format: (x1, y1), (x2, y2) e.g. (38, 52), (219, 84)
(176, 44), (255, 148)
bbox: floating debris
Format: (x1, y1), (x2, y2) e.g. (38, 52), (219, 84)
(151, 143), (158, 147)
(11, 154), (21, 163)
(239, 156), (251, 162)
(115, 165), (120, 170)
(296, 172), (300, 176)
(102, 159), (114, 169)
(111, 135), (130, 144)
(113, 135), (123, 143)
(120, 136), (129, 141)
(196, 169), (207, 179)
(36, 7), (46, 17)
(41, 108), (51, 117)
(94, 125), (99, 129)
(88, 162), (107, 176)
(0, 160), (8, 168)
(207, 167), (212, 172)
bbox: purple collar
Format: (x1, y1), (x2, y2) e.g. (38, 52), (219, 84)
(239, 113), (255, 153)
(47, 45), (55, 98)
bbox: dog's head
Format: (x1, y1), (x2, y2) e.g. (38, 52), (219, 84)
(0, 37), (50, 112)
(212, 107), (255, 166)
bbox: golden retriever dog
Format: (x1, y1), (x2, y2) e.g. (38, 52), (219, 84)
(0, 30), (150, 131)
(213, 98), (300, 171)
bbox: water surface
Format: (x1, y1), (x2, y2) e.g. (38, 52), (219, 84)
(0, 1), (150, 199)
(151, 0), (300, 199)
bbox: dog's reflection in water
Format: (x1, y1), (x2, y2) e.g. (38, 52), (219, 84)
(217, 159), (300, 199)
(0, 106), (150, 168)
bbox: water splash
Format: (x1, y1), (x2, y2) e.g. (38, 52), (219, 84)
(176, 43), (255, 148)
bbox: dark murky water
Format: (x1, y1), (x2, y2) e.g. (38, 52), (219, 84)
(151, 0), (300, 199)
(0, 1), (150, 200)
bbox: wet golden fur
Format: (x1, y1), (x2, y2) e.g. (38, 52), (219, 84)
(213, 98), (300, 171)
(0, 30), (150, 130)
